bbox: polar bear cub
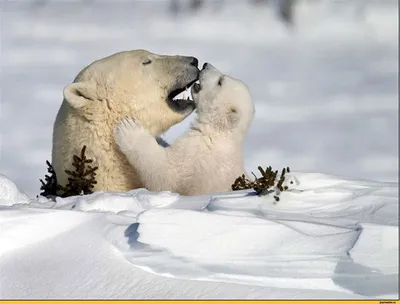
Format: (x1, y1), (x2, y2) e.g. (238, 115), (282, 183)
(114, 63), (255, 196)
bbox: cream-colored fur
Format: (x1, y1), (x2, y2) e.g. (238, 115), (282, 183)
(114, 63), (255, 196)
(52, 49), (199, 192)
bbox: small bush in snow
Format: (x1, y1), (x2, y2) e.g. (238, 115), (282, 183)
(232, 166), (291, 202)
(39, 145), (98, 198)
(39, 160), (59, 198)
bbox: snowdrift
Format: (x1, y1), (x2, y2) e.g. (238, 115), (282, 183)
(0, 173), (397, 299)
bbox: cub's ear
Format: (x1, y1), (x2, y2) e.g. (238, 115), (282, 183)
(63, 82), (98, 110)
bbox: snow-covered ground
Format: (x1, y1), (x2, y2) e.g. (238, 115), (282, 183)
(0, 0), (398, 300)
(0, 172), (398, 299)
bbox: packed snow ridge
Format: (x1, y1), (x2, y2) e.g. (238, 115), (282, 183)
(0, 172), (398, 299)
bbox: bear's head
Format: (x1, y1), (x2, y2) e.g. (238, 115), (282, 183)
(191, 63), (254, 138)
(63, 49), (199, 135)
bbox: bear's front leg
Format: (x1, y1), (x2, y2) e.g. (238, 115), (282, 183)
(114, 117), (171, 190)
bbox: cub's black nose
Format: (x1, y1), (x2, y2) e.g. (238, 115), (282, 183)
(202, 62), (209, 69)
(190, 57), (199, 67)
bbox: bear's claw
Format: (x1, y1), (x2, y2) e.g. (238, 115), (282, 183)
(117, 117), (142, 132)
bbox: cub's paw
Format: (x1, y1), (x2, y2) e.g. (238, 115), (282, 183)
(114, 117), (145, 150)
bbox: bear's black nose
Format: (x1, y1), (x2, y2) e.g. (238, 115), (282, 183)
(202, 62), (209, 69)
(190, 57), (199, 67)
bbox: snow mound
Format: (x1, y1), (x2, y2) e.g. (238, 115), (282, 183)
(132, 209), (360, 259)
(0, 174), (31, 207)
(51, 188), (211, 215)
(0, 208), (90, 257)
(0, 172), (398, 298)
(102, 173), (397, 296)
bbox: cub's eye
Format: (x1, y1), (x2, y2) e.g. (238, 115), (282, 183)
(142, 59), (152, 65)
(218, 77), (223, 86)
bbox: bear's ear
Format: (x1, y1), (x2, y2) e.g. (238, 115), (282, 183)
(63, 82), (97, 110)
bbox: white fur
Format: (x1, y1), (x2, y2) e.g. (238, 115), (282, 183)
(52, 49), (198, 192)
(114, 64), (255, 196)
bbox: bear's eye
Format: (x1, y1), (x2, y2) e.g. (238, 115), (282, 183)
(142, 59), (152, 65)
(218, 77), (223, 86)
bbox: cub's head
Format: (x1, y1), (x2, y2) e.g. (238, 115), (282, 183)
(63, 49), (199, 135)
(191, 63), (254, 137)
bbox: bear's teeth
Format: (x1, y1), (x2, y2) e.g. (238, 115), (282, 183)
(174, 91), (185, 100)
(173, 88), (192, 101)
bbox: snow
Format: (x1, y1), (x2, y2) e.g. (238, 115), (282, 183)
(0, 174), (31, 206)
(0, 0), (398, 300)
(0, 172), (398, 299)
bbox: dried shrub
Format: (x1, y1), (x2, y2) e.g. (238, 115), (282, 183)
(39, 160), (59, 197)
(232, 166), (291, 202)
(39, 145), (98, 198)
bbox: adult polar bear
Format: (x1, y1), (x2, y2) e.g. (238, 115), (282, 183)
(52, 49), (199, 192)
(114, 63), (254, 196)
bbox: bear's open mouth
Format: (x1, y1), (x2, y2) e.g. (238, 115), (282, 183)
(167, 79), (197, 112)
